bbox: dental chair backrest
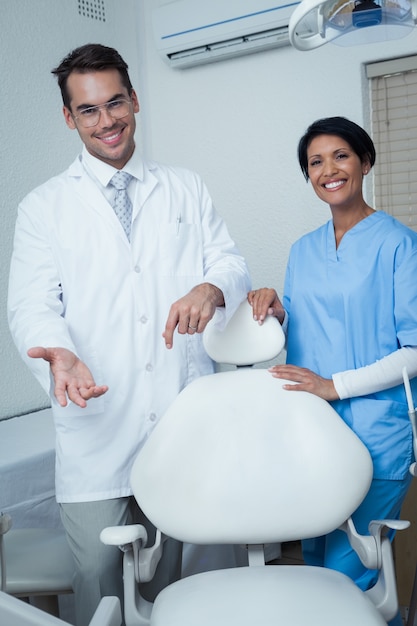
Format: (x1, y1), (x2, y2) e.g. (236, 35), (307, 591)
(202, 299), (285, 366)
(130, 299), (373, 546)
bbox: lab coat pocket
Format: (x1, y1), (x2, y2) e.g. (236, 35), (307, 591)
(158, 222), (203, 276)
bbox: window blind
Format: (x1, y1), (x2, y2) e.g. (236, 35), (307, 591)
(366, 56), (417, 231)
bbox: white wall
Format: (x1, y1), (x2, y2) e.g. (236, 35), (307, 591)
(0, 0), (143, 417)
(140, 1), (417, 293)
(2, 0), (417, 418)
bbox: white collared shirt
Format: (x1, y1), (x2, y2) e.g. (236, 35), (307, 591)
(81, 145), (141, 208)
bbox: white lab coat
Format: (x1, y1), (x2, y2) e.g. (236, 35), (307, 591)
(8, 152), (250, 502)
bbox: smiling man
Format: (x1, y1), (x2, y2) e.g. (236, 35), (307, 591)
(63, 68), (139, 169)
(7, 43), (250, 626)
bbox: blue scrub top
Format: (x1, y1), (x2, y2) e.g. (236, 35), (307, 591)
(284, 211), (417, 479)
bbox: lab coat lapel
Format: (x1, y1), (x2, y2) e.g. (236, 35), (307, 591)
(66, 156), (160, 239)
(131, 163), (158, 221)
(68, 158), (129, 237)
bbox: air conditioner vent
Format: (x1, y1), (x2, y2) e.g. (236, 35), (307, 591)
(167, 26), (290, 68)
(153, 0), (299, 69)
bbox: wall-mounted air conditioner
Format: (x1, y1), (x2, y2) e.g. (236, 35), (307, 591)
(152, 0), (300, 69)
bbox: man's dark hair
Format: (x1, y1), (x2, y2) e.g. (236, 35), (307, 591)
(297, 116), (376, 181)
(51, 43), (133, 110)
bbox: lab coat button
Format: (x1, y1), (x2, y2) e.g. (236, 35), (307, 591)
(149, 413), (157, 422)
(134, 265), (141, 273)
(140, 315), (148, 324)
(146, 363), (153, 372)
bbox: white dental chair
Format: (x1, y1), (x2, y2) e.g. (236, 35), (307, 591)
(0, 590), (121, 626)
(0, 512), (121, 626)
(101, 300), (408, 626)
(0, 512), (74, 615)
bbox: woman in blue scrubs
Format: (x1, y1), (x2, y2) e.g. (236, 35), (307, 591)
(249, 117), (417, 626)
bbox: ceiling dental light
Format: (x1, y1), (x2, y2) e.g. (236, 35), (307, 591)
(289, 0), (417, 50)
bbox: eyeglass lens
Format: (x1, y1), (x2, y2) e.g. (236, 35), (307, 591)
(76, 100), (131, 127)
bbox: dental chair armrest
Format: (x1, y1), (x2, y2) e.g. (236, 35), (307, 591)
(368, 519), (410, 568)
(138, 529), (165, 583)
(100, 525), (165, 584)
(340, 518), (378, 569)
(366, 521), (409, 622)
(100, 524), (148, 548)
(341, 517), (410, 570)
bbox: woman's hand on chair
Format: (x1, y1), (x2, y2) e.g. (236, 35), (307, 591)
(248, 288), (285, 325)
(269, 364), (339, 401)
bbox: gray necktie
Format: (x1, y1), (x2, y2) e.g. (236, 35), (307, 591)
(109, 171), (133, 240)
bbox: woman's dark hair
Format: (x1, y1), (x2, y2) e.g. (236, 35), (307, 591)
(51, 43), (133, 110)
(297, 116), (376, 181)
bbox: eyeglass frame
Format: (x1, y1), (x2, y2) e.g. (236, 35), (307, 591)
(72, 98), (133, 128)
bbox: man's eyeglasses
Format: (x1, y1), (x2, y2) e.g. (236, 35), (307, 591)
(73, 98), (132, 128)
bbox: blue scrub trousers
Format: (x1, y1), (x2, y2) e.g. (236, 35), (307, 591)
(303, 476), (412, 626)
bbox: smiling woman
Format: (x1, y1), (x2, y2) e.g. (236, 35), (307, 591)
(305, 134), (374, 245)
(248, 116), (417, 626)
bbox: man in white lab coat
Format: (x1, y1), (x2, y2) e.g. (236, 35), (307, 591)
(7, 43), (250, 626)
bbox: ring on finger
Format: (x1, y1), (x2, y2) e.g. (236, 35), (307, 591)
(188, 324), (197, 331)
